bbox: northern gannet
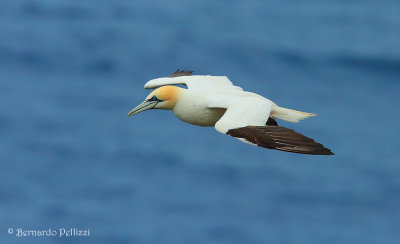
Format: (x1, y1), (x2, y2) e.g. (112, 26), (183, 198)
(128, 70), (333, 155)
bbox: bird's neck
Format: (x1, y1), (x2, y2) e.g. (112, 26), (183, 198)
(164, 86), (185, 110)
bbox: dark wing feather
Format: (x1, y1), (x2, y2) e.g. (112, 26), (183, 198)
(227, 126), (334, 155)
(266, 118), (278, 126)
(169, 69), (194, 77)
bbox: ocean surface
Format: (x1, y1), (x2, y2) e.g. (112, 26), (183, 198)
(0, 0), (399, 243)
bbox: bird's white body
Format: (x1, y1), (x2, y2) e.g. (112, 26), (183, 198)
(128, 72), (333, 155)
(173, 90), (227, 126)
(144, 75), (283, 132)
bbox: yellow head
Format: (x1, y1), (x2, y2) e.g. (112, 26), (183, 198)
(128, 86), (182, 116)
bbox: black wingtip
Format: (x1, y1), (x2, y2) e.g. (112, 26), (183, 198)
(227, 126), (334, 156)
(169, 69), (194, 77)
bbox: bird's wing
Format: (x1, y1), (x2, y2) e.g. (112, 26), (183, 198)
(227, 126), (334, 155)
(144, 75), (243, 91)
(213, 96), (272, 134)
(212, 97), (334, 155)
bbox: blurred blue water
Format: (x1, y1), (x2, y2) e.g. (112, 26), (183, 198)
(0, 0), (399, 243)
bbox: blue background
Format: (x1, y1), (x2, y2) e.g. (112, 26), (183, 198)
(1, 0), (399, 243)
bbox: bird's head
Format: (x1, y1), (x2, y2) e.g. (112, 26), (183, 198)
(128, 86), (182, 116)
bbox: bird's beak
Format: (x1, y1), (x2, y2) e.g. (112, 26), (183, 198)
(127, 100), (157, 116)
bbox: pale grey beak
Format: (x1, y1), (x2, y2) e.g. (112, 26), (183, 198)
(127, 100), (157, 116)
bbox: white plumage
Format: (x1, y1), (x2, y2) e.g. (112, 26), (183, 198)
(128, 70), (333, 155)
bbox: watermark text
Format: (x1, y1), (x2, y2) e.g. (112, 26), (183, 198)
(8, 228), (90, 238)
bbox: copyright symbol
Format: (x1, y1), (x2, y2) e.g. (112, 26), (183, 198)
(8, 228), (13, 234)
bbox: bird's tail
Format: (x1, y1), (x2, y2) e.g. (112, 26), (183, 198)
(270, 105), (316, 122)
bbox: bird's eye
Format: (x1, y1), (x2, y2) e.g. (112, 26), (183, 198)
(149, 96), (158, 101)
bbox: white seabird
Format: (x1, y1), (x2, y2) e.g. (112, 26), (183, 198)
(128, 70), (333, 155)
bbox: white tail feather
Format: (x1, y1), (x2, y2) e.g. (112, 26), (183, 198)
(270, 106), (316, 122)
